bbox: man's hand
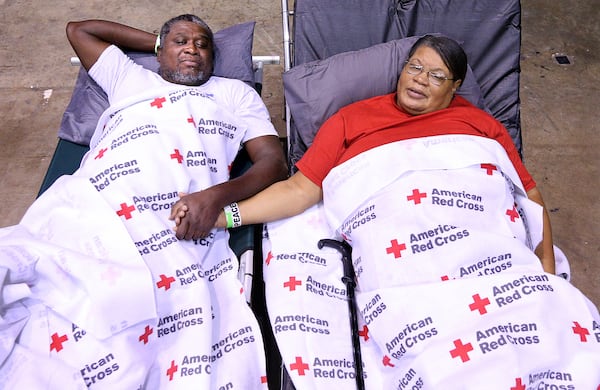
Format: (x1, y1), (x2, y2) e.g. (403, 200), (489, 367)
(170, 135), (288, 241)
(170, 189), (221, 240)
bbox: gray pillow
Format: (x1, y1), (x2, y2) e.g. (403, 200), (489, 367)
(59, 22), (255, 145)
(283, 35), (486, 166)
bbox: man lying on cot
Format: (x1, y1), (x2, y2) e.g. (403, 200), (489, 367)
(67, 14), (287, 240)
(172, 34), (555, 275)
(0, 14), (288, 388)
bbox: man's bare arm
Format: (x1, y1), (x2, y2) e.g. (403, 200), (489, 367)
(66, 20), (156, 70)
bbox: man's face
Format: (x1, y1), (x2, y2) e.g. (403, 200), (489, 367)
(157, 21), (214, 86)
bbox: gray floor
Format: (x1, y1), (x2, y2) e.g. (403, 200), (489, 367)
(0, 0), (598, 310)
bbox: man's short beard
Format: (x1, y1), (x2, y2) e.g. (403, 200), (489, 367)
(159, 68), (210, 86)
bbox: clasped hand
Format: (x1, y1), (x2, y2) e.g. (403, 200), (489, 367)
(169, 190), (220, 240)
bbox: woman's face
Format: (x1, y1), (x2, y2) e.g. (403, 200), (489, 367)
(396, 46), (462, 115)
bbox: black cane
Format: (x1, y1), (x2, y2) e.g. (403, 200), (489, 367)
(318, 239), (365, 390)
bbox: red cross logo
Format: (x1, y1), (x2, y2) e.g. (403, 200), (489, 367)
(170, 149), (184, 163)
(50, 332), (68, 352)
(187, 116), (196, 127)
(511, 378), (526, 390)
(572, 321), (590, 342)
(284, 276), (302, 291)
(166, 360), (178, 381)
(449, 339), (474, 362)
(94, 147), (108, 160)
(382, 355), (395, 367)
(359, 325), (370, 341)
(481, 163), (497, 175)
(469, 294), (491, 315)
(116, 202), (136, 220)
(506, 204), (520, 222)
(151, 97), (166, 109)
(156, 274), (176, 291)
(139, 325), (153, 344)
(290, 356), (309, 376)
(265, 251), (274, 266)
(386, 239), (407, 259)
(407, 188), (427, 205)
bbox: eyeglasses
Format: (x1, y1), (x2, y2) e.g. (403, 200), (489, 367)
(404, 61), (454, 86)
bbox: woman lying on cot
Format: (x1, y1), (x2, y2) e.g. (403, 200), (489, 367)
(173, 34), (555, 275)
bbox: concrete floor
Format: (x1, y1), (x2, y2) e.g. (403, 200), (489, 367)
(0, 0), (598, 313)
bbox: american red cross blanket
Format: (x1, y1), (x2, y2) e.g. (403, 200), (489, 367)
(264, 135), (600, 389)
(0, 86), (267, 388)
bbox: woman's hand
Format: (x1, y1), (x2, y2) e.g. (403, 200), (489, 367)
(527, 187), (556, 274)
(170, 192), (189, 230)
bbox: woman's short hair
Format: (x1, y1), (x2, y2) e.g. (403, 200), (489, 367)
(159, 14), (214, 48)
(408, 35), (468, 83)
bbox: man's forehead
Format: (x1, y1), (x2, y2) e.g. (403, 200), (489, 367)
(169, 21), (210, 38)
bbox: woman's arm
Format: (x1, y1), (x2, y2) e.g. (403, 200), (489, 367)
(221, 170), (322, 227)
(66, 20), (156, 71)
(170, 135), (288, 240)
(527, 186), (556, 274)
(171, 170), (322, 239)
